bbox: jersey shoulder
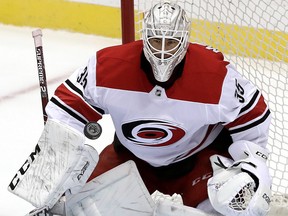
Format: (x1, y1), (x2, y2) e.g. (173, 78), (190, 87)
(97, 40), (143, 63)
(187, 43), (227, 68)
(189, 43), (224, 56)
(95, 40), (152, 92)
(167, 43), (230, 104)
(186, 43), (230, 86)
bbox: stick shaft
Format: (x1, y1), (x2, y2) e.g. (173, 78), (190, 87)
(32, 29), (49, 124)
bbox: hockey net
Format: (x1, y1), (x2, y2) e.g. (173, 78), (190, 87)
(132, 0), (288, 214)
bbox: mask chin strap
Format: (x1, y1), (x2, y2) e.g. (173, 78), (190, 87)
(154, 63), (172, 82)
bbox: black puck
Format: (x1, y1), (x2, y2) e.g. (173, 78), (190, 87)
(84, 122), (102, 140)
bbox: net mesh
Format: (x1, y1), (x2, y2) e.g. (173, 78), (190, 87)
(134, 0), (288, 198)
(229, 182), (256, 211)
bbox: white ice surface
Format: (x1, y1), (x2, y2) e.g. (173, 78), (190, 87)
(0, 24), (120, 216)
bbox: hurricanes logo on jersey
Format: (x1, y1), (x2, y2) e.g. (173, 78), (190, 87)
(122, 120), (185, 147)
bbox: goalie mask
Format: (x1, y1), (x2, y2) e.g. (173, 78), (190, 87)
(142, 2), (191, 82)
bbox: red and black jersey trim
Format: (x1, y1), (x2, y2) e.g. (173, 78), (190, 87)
(229, 109), (271, 134)
(50, 79), (105, 125)
(239, 90), (260, 114)
(65, 79), (105, 115)
(66, 79), (84, 97)
(50, 97), (88, 125)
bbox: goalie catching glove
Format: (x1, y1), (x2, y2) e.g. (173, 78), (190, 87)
(207, 140), (272, 216)
(8, 119), (99, 208)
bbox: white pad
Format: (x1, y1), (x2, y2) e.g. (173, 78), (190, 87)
(151, 190), (183, 205)
(152, 191), (213, 216)
(153, 199), (214, 216)
(208, 155), (257, 215)
(65, 160), (155, 216)
(207, 141), (272, 216)
(8, 119), (99, 208)
(229, 140), (271, 186)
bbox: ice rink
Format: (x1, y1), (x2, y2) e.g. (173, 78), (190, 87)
(0, 24), (120, 216)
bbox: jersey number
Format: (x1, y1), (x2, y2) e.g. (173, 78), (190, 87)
(77, 67), (88, 88)
(234, 79), (245, 103)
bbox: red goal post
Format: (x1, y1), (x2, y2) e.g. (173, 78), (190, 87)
(120, 0), (135, 44)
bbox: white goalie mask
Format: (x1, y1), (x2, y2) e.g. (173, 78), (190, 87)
(142, 2), (191, 82)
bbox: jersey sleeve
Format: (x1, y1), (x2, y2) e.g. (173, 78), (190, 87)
(46, 54), (106, 133)
(219, 64), (271, 148)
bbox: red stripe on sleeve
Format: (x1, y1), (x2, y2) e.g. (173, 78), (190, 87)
(55, 83), (102, 122)
(225, 95), (267, 129)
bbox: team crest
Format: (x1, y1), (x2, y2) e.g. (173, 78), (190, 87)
(122, 120), (186, 147)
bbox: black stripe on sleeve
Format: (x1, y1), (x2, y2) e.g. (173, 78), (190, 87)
(65, 80), (105, 115)
(66, 79), (84, 97)
(239, 90), (260, 114)
(229, 109), (271, 134)
(93, 106), (105, 115)
(50, 97), (87, 125)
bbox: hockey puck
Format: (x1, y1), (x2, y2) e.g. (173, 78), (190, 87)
(84, 122), (102, 140)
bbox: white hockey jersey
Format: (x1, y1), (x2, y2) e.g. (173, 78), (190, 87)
(46, 40), (271, 167)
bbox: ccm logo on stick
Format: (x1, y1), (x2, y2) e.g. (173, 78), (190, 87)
(8, 144), (41, 191)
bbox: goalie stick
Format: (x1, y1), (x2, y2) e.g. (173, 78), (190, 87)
(32, 29), (49, 124)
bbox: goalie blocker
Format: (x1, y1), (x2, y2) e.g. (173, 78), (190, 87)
(8, 119), (99, 208)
